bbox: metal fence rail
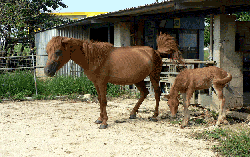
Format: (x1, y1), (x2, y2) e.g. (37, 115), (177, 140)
(0, 54), (38, 95)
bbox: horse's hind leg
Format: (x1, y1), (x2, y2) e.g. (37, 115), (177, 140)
(129, 80), (149, 119)
(149, 75), (161, 122)
(214, 85), (227, 125)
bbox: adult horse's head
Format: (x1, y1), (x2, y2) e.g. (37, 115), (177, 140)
(44, 36), (73, 77)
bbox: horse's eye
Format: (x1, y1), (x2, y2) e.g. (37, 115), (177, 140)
(55, 50), (63, 56)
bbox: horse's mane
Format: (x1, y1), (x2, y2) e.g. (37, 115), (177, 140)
(82, 40), (114, 68)
(46, 36), (68, 55)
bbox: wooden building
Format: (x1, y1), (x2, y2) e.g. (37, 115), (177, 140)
(35, 0), (250, 109)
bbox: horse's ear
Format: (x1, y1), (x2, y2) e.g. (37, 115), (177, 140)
(61, 38), (71, 47)
(160, 31), (162, 35)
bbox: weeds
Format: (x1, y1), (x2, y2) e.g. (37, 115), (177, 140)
(170, 119), (182, 124)
(192, 127), (250, 156)
(0, 70), (35, 99)
(0, 70), (130, 100)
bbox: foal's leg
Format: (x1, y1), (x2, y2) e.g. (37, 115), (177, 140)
(149, 75), (161, 121)
(129, 80), (149, 119)
(181, 89), (193, 127)
(214, 85), (227, 125)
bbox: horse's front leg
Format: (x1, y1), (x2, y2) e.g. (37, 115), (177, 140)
(94, 83), (108, 129)
(94, 84), (103, 124)
(181, 91), (192, 127)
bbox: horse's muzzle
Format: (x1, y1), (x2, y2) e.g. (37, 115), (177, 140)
(44, 62), (57, 77)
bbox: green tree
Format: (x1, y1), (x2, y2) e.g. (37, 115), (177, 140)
(204, 12), (250, 47)
(204, 18), (210, 47)
(0, 0), (70, 55)
(234, 12), (250, 21)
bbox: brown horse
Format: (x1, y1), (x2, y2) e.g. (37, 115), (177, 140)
(44, 33), (180, 129)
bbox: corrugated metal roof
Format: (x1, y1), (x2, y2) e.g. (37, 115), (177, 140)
(36, 0), (250, 32)
(36, 1), (175, 32)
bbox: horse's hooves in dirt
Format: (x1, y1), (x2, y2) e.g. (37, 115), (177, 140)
(148, 117), (158, 122)
(95, 119), (103, 124)
(129, 115), (136, 119)
(99, 124), (108, 129)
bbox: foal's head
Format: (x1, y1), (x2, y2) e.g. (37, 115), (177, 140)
(44, 36), (75, 77)
(166, 94), (179, 116)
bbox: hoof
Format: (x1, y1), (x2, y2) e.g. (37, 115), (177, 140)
(95, 119), (103, 124)
(129, 114), (136, 119)
(149, 117), (158, 122)
(99, 124), (108, 129)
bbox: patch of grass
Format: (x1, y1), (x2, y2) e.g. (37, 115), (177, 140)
(0, 70), (130, 100)
(192, 128), (250, 156)
(0, 70), (35, 99)
(107, 83), (125, 97)
(68, 93), (78, 100)
(170, 119), (182, 124)
(204, 49), (210, 61)
(191, 118), (207, 124)
(211, 110), (219, 120)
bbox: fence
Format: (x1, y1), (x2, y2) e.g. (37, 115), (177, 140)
(0, 54), (40, 95)
(0, 54), (216, 101)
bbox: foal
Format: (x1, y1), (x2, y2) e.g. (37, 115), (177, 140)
(166, 66), (232, 127)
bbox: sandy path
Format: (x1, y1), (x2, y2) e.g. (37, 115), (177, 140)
(0, 98), (217, 157)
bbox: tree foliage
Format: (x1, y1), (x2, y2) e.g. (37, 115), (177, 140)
(0, 0), (70, 54)
(204, 12), (250, 47)
(204, 18), (210, 47)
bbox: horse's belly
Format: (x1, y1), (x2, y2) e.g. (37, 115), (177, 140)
(108, 70), (151, 85)
(105, 57), (152, 84)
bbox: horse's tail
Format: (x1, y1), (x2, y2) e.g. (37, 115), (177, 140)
(172, 50), (186, 65)
(214, 72), (232, 84)
(156, 32), (186, 68)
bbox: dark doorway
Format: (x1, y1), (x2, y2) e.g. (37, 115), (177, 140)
(90, 26), (114, 44)
(157, 28), (199, 59)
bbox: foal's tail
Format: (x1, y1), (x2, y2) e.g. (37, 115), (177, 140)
(214, 73), (232, 85)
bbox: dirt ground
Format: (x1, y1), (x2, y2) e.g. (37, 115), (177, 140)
(0, 96), (249, 157)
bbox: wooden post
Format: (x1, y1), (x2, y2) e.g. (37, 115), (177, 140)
(32, 53), (38, 96)
(209, 14), (213, 61)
